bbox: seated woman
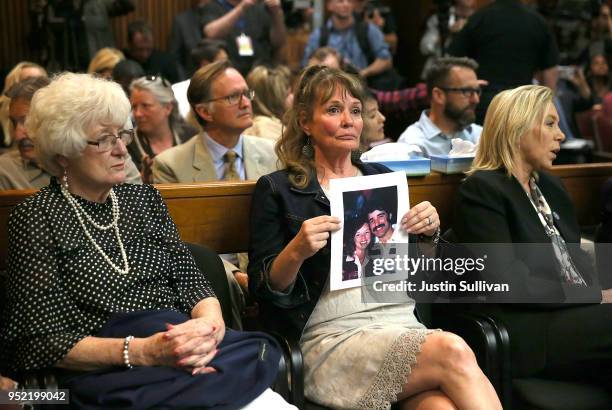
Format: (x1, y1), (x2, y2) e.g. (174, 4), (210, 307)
(342, 217), (373, 280)
(128, 75), (197, 182)
(0, 73), (292, 409)
(244, 65), (293, 142)
(453, 85), (612, 389)
(87, 47), (125, 80)
(361, 89), (391, 151)
(248, 65), (501, 410)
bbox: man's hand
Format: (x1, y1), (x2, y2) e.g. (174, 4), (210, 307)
(240, 0), (258, 10)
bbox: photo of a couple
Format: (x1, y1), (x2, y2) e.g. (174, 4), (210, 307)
(342, 186), (405, 281)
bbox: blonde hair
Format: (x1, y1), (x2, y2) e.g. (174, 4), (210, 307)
(277, 65), (365, 188)
(87, 47), (125, 75)
(470, 85), (553, 177)
(247, 65), (292, 120)
(27, 72), (131, 176)
(1, 61), (48, 146)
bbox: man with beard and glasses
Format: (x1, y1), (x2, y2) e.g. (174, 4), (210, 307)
(398, 57), (483, 156)
(0, 77), (142, 190)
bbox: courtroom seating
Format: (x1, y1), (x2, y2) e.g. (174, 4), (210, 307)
(433, 227), (612, 410)
(1, 164), (612, 409)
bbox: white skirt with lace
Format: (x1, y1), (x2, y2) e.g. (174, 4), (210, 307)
(300, 284), (435, 410)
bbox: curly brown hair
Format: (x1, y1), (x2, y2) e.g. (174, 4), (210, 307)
(276, 65), (365, 189)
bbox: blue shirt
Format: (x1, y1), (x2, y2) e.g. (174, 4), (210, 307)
(397, 110), (482, 156)
(301, 19), (391, 69)
(203, 132), (246, 180)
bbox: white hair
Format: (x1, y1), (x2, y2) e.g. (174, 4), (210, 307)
(26, 72), (131, 176)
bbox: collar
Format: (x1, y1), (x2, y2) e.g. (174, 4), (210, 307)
(418, 110), (473, 140)
(203, 131), (243, 162)
(11, 150), (45, 182)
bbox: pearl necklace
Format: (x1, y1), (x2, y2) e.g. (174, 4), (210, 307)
(61, 185), (130, 274)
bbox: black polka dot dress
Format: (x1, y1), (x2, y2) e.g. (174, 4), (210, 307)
(0, 178), (215, 374)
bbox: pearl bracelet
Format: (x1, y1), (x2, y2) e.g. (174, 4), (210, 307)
(123, 335), (134, 369)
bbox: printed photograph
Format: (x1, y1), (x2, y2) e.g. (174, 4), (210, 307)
(329, 172), (409, 291)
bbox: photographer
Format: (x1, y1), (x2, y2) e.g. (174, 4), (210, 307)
(352, 0), (397, 53)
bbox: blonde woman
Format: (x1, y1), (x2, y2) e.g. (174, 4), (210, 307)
(243, 65), (293, 141)
(0, 61), (47, 148)
(453, 84), (612, 394)
(87, 47), (125, 79)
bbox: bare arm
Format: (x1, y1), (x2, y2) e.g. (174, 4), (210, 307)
(203, 0), (255, 39)
(359, 58), (392, 79)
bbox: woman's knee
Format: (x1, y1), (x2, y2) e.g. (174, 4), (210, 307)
(401, 390), (458, 410)
(425, 332), (479, 375)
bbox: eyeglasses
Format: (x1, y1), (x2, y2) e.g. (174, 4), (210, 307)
(87, 129), (135, 152)
(440, 87), (482, 98)
(144, 75), (171, 88)
(205, 89), (255, 105)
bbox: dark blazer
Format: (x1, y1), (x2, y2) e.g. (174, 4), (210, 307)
(453, 169), (601, 304)
(248, 161), (391, 339)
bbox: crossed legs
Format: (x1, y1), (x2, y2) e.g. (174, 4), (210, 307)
(397, 332), (501, 410)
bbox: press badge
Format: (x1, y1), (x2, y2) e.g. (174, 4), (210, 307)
(236, 33), (254, 56)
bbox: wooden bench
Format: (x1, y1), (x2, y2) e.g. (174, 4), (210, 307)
(1, 163), (611, 271)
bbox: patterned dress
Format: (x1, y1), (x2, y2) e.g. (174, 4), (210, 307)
(0, 179), (214, 373)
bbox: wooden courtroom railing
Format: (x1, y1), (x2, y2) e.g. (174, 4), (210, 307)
(1, 163), (611, 271)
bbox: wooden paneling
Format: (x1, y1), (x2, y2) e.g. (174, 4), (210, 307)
(0, 0), (32, 67)
(0, 0), (193, 70)
(2, 163), (611, 270)
(110, 0), (193, 52)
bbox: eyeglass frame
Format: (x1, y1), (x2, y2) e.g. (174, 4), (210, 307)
(439, 87), (482, 98)
(86, 129), (135, 152)
(203, 88), (256, 106)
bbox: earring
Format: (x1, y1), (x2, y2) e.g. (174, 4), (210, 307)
(62, 168), (69, 190)
(302, 137), (314, 159)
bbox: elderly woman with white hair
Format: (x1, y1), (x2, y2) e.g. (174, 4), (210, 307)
(128, 75), (197, 183)
(0, 73), (293, 409)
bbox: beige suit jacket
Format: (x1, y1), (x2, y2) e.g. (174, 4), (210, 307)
(0, 149), (142, 190)
(152, 132), (278, 183)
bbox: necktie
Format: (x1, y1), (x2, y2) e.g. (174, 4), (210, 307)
(223, 150), (240, 181)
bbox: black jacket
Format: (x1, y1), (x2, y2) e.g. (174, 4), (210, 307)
(247, 161), (390, 339)
(452, 169), (601, 304)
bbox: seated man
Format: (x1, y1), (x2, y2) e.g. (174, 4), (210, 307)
(153, 60), (278, 328)
(123, 20), (180, 83)
(398, 57), (482, 156)
(0, 77), (141, 189)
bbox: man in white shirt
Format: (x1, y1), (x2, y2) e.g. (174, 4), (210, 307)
(398, 57), (483, 156)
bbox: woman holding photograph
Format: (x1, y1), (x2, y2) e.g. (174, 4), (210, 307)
(248, 65), (501, 410)
(342, 217), (373, 280)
